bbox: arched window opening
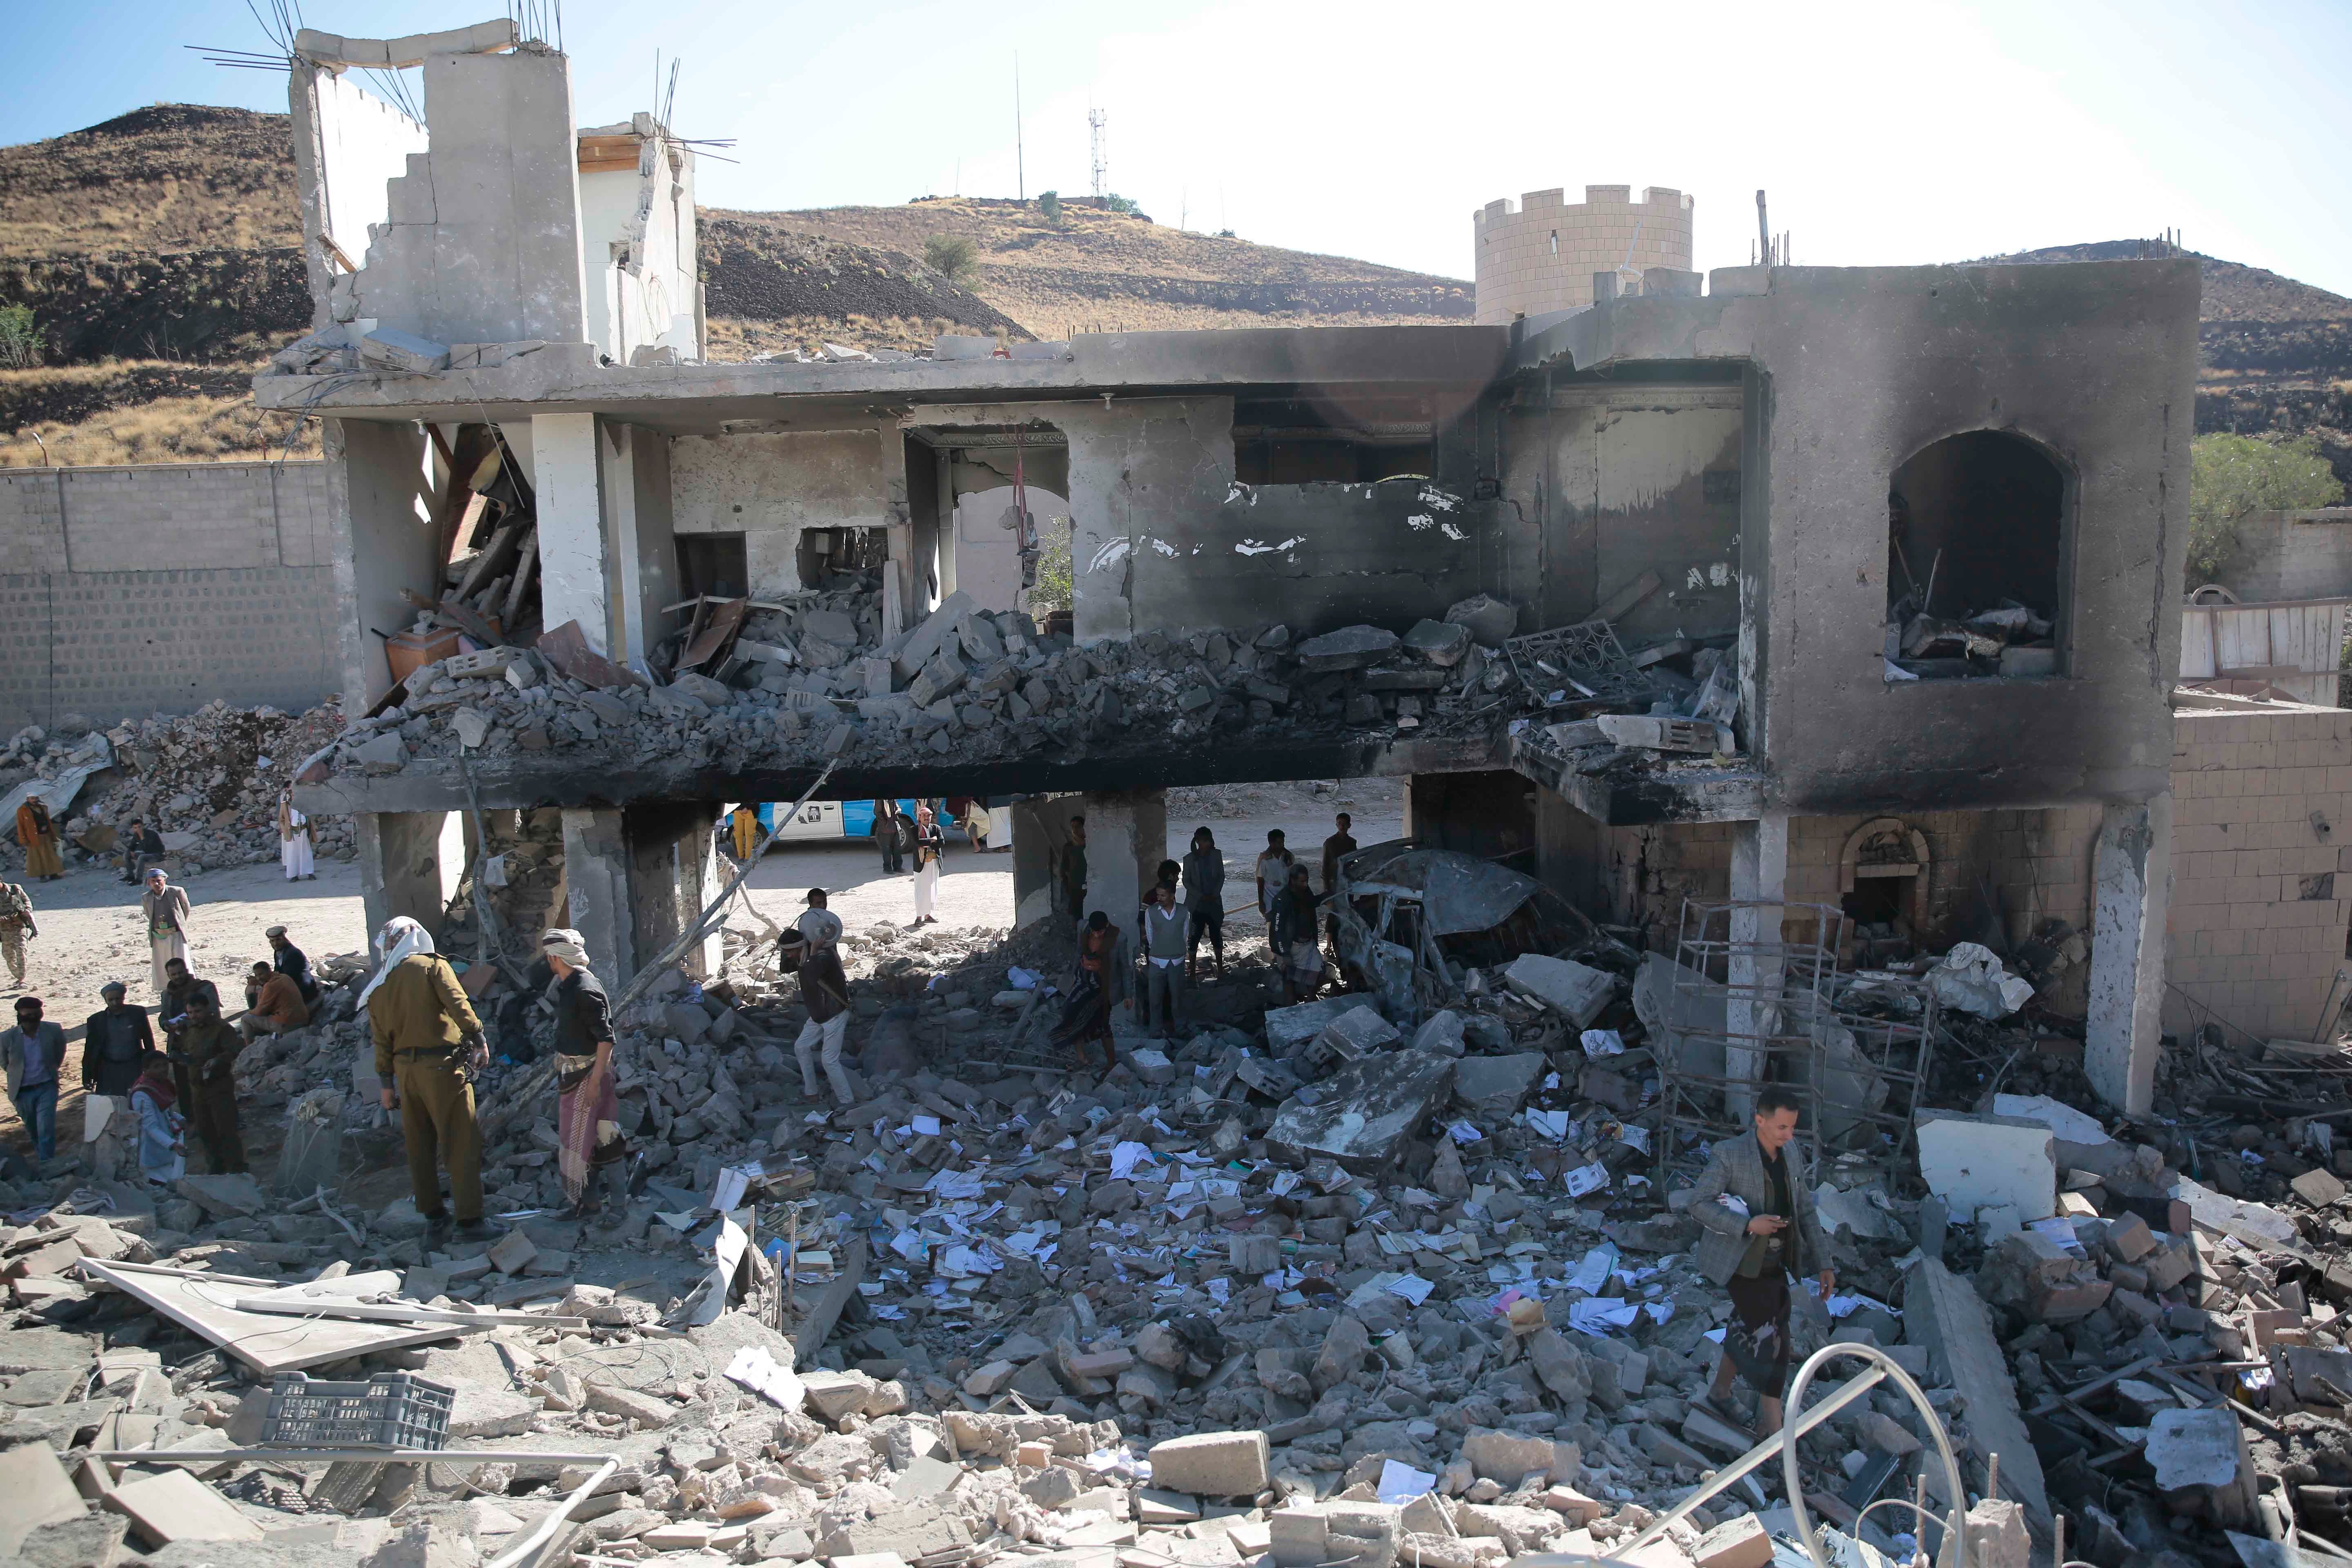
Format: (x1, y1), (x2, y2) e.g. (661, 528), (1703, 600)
(1886, 430), (2067, 680)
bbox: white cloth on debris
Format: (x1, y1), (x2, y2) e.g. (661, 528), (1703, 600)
(280, 830), (314, 879)
(1927, 941), (2034, 1018)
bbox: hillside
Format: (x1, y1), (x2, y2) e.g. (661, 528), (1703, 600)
(1985, 241), (2352, 485)
(0, 102), (2343, 478)
(737, 196), (1475, 335)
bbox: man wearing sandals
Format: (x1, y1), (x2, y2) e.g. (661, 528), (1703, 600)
(1688, 1085), (1833, 1444)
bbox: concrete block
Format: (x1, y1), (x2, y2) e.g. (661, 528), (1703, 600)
(1501, 955), (1614, 1027)
(1270, 1506), (1330, 1567)
(486, 1229), (537, 1275)
(1148, 1430), (1271, 1496)
(104, 1470), (264, 1545)
(1693, 1514), (1773, 1568)
(1452, 1053), (1546, 1120)
(1267, 1050), (1456, 1172)
(1319, 1004), (1402, 1058)
(1903, 1258), (2047, 1526)
(0, 1442), (88, 1555)
(1915, 1111), (2056, 1223)
(583, 1380), (673, 1428)
(2293, 1167), (2347, 1207)
(360, 327), (452, 374)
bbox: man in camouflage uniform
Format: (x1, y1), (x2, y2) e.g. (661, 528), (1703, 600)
(0, 881), (33, 990)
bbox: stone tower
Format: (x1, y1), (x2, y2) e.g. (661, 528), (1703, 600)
(1472, 185), (1694, 324)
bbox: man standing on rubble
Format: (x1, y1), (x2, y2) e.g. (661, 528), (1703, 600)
(141, 868), (192, 996)
(783, 889), (855, 1105)
(731, 804), (761, 866)
(1181, 828), (1225, 982)
(15, 796), (62, 882)
(2, 996), (63, 1162)
(82, 981), (153, 1100)
(172, 989), (246, 1174)
(0, 877), (34, 991)
(1255, 830), (1295, 954)
(159, 958), (219, 1107)
(1136, 876), (1187, 1036)
(542, 929), (628, 1226)
(1270, 862), (1326, 1003)
(364, 916), (491, 1243)
(1688, 1084), (1830, 1444)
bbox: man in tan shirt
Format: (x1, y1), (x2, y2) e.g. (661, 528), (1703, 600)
(237, 961), (310, 1042)
(362, 917), (489, 1243)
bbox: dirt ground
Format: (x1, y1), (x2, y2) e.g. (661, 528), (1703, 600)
(0, 777), (1406, 1157)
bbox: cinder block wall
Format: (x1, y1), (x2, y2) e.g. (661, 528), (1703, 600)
(1472, 185), (1694, 325)
(0, 461), (339, 733)
(2166, 704), (2352, 1042)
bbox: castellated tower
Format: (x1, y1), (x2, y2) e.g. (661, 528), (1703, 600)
(1472, 185), (1694, 324)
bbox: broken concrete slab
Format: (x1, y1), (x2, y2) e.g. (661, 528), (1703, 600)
(1265, 996), (1368, 1056)
(1451, 1053), (1544, 1120)
(2146, 1408), (2257, 1526)
(1148, 1430), (1270, 1496)
(104, 1470), (264, 1546)
(1693, 1514), (1773, 1568)
(1443, 594), (1519, 648)
(1902, 1256), (2047, 1526)
(1501, 955), (1614, 1029)
(173, 1173), (267, 1220)
(1267, 1050), (1455, 1171)
(0, 1441), (89, 1555)
(1914, 1110), (2056, 1223)
(1295, 626), (1401, 673)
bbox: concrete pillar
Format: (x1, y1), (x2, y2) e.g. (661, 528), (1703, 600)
(1007, 796), (1065, 928)
(2087, 795), (2170, 1115)
(561, 807), (635, 981)
(628, 803), (723, 981)
(535, 412), (610, 653)
(1078, 790), (1167, 927)
(1725, 811), (1791, 1118)
(599, 421), (678, 672)
(327, 418), (437, 714)
(356, 811), (464, 942)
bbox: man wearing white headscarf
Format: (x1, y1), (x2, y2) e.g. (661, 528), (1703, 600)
(781, 889), (855, 1104)
(543, 930), (627, 1223)
(365, 917), (491, 1243)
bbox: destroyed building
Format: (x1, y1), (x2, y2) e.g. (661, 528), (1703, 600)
(264, 19), (2272, 1125)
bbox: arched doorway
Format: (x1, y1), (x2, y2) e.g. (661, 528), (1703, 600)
(1886, 430), (2068, 679)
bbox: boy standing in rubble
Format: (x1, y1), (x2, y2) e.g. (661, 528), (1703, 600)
(363, 916), (491, 1243)
(783, 889), (854, 1105)
(1688, 1084), (1832, 1444)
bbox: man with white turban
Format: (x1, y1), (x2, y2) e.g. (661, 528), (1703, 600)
(542, 930), (628, 1223)
(364, 917), (490, 1243)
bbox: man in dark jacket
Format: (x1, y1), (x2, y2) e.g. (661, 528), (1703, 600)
(267, 925), (320, 1004)
(1180, 828), (1226, 981)
(83, 981), (154, 1099)
(873, 801), (906, 874)
(121, 820), (166, 885)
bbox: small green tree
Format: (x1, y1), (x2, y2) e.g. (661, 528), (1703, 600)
(1036, 190), (1062, 225)
(1103, 193), (1136, 215)
(2189, 432), (2345, 586)
(1028, 522), (1074, 614)
(922, 234), (977, 283)
(0, 305), (42, 369)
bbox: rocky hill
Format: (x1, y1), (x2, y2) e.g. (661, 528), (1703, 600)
(1984, 241), (2352, 484)
(0, 102), (2343, 479)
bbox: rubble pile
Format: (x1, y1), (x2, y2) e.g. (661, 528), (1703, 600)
(325, 590), (1548, 785)
(8, 862), (2349, 1568)
(3, 701), (353, 875)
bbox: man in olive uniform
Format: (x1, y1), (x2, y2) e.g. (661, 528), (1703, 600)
(364, 917), (490, 1243)
(174, 990), (247, 1174)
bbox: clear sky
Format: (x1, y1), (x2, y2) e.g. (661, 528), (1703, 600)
(8, 0), (2349, 298)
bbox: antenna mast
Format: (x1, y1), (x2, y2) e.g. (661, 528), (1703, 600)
(1014, 56), (1025, 201)
(1089, 106), (1107, 200)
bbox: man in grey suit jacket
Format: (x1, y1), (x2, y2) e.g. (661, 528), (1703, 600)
(1685, 1085), (1834, 1439)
